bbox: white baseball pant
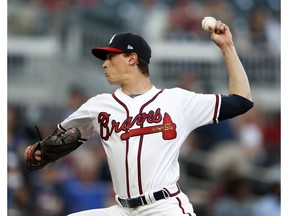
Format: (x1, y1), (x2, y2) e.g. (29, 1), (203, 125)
(67, 192), (196, 216)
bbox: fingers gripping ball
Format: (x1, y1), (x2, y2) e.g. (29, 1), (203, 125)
(26, 128), (82, 170)
(202, 16), (217, 32)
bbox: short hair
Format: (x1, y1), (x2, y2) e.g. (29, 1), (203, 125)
(123, 52), (149, 76)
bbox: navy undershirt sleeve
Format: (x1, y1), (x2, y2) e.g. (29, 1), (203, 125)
(218, 94), (254, 121)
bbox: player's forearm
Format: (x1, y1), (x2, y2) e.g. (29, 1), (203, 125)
(221, 44), (252, 101)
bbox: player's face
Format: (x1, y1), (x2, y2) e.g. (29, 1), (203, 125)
(102, 53), (131, 86)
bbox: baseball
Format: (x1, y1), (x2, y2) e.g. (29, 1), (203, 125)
(202, 16), (217, 32)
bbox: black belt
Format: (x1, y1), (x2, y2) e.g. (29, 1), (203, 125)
(118, 189), (169, 208)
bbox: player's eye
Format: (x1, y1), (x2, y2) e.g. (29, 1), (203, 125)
(106, 53), (118, 60)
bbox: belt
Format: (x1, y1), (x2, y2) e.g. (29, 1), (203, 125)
(118, 189), (169, 208)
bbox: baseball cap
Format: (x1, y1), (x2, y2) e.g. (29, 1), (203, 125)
(91, 32), (151, 63)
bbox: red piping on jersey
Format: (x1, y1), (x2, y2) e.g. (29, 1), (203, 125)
(137, 135), (144, 195)
(58, 123), (66, 131)
(137, 89), (163, 195)
(124, 139), (130, 198)
(213, 94), (220, 124)
(112, 93), (131, 198)
(176, 197), (192, 216)
(163, 183), (181, 197)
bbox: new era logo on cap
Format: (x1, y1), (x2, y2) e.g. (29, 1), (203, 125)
(91, 32), (151, 63)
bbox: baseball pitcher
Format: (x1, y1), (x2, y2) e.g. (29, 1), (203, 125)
(24, 19), (253, 216)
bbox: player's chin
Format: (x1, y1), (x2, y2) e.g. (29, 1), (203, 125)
(104, 75), (111, 83)
(104, 73), (110, 80)
(105, 76), (120, 85)
(106, 78), (117, 85)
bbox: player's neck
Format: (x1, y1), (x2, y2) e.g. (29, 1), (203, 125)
(121, 77), (153, 96)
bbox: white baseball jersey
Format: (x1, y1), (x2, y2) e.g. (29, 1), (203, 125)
(58, 86), (221, 200)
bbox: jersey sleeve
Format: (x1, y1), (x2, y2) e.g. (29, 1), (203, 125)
(58, 99), (95, 140)
(179, 88), (221, 131)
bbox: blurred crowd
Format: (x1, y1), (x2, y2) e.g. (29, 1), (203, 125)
(8, 0), (280, 54)
(8, 0), (280, 215)
(8, 84), (115, 215)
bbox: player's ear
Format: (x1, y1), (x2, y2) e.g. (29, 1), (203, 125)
(128, 53), (138, 66)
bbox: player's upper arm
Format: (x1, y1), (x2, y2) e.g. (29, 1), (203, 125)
(218, 94), (254, 121)
(58, 98), (95, 140)
(177, 88), (221, 130)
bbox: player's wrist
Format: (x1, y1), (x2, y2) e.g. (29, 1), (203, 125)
(24, 147), (29, 160)
(23, 144), (35, 160)
(220, 42), (235, 50)
(24, 144), (38, 161)
(220, 43), (236, 57)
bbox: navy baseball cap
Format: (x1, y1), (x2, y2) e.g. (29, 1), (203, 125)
(91, 32), (151, 63)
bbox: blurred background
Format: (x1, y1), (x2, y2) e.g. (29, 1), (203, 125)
(7, 0), (280, 215)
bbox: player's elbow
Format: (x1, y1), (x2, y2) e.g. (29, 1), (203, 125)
(241, 92), (253, 102)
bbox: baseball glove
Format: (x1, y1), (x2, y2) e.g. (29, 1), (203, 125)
(26, 128), (82, 170)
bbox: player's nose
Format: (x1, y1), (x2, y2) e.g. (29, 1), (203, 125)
(102, 61), (108, 68)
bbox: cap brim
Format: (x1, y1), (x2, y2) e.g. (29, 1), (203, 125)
(91, 47), (124, 60)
